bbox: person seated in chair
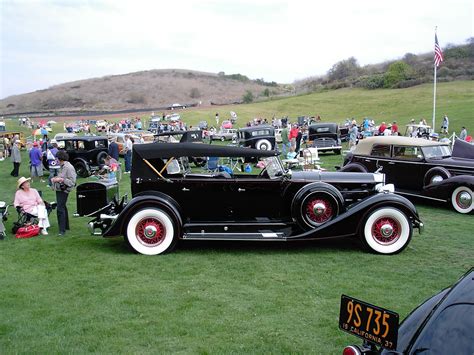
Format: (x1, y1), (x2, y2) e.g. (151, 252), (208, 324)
(14, 177), (50, 235)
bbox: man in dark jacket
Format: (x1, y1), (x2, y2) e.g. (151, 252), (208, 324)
(108, 137), (119, 161)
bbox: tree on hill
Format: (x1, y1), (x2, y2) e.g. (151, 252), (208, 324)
(383, 61), (414, 88)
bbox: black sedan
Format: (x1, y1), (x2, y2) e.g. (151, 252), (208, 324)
(341, 136), (474, 214)
(77, 142), (423, 255)
(341, 268), (474, 355)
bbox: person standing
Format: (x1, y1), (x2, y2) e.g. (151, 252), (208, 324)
(29, 141), (44, 183)
(289, 124), (299, 152)
(51, 150), (76, 236)
(280, 125), (290, 156)
(10, 140), (21, 177)
(391, 121), (399, 135)
(215, 112), (220, 127)
(123, 135), (133, 174)
(441, 114), (449, 134)
(108, 137), (119, 161)
(459, 127), (468, 141)
(46, 141), (59, 187)
(349, 123), (359, 149)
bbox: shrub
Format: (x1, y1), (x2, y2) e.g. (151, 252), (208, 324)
(126, 93), (146, 104)
(383, 61), (414, 88)
(242, 90), (254, 103)
(189, 88), (201, 99)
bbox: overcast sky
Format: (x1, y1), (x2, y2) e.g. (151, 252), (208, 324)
(1, 0), (472, 99)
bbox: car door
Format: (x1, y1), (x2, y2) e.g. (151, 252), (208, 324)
(228, 176), (285, 220)
(381, 145), (424, 190)
(352, 143), (390, 172)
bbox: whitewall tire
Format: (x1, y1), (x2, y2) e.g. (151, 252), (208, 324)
(256, 139), (271, 150)
(126, 208), (176, 255)
(451, 186), (473, 214)
(362, 207), (412, 254)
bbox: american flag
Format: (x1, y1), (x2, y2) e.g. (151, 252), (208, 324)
(434, 34), (444, 67)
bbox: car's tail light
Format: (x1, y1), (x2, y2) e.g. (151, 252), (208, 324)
(343, 345), (361, 355)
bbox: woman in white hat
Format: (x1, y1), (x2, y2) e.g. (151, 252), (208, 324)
(14, 177), (50, 235)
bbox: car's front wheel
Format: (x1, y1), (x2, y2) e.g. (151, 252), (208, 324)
(361, 207), (412, 254)
(126, 208), (177, 255)
(451, 186), (473, 214)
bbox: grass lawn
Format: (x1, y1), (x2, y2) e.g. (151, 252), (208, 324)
(1, 82), (473, 353)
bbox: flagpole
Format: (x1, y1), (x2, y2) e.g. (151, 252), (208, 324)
(432, 26), (437, 131)
(432, 62), (437, 130)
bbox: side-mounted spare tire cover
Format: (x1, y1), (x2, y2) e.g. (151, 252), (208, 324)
(423, 166), (451, 186)
(339, 163), (368, 173)
(291, 182), (344, 230)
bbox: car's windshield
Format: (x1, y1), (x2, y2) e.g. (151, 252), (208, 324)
(263, 156), (285, 179)
(421, 145), (451, 159)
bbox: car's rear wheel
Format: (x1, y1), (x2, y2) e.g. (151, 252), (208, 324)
(96, 151), (107, 165)
(126, 208), (177, 255)
(451, 186), (473, 214)
(256, 139), (271, 150)
(423, 167), (451, 186)
(361, 207), (412, 254)
(73, 160), (90, 177)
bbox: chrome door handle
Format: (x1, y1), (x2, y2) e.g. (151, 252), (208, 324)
(364, 159), (371, 162)
(182, 188), (190, 192)
(78, 194), (85, 198)
(388, 162), (395, 165)
(238, 188), (246, 192)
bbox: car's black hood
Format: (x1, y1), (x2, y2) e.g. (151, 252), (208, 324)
(291, 170), (382, 184)
(426, 156), (474, 170)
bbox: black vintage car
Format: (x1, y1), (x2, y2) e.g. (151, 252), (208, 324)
(237, 125), (276, 150)
(308, 123), (342, 154)
(341, 136), (474, 214)
(54, 136), (109, 177)
(341, 268), (474, 355)
(77, 142), (423, 255)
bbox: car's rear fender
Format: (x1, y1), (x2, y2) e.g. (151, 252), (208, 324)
(289, 193), (421, 240)
(102, 192), (183, 238)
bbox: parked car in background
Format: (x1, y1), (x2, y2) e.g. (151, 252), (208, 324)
(404, 124), (433, 139)
(54, 136), (109, 177)
(275, 128), (283, 143)
(307, 123), (342, 154)
(168, 103), (186, 110)
(53, 132), (77, 141)
(79, 142), (423, 256)
(340, 268), (474, 355)
(0, 131), (26, 148)
(210, 128), (237, 142)
(166, 113), (181, 122)
(341, 136), (474, 213)
(237, 125), (276, 150)
(106, 133), (140, 156)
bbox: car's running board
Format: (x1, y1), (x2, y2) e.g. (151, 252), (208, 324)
(396, 190), (447, 202)
(182, 232), (286, 241)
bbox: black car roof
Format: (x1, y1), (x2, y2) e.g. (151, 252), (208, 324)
(238, 125), (274, 132)
(56, 136), (107, 141)
(133, 142), (278, 159)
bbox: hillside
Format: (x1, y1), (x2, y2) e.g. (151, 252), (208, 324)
(0, 69), (285, 115)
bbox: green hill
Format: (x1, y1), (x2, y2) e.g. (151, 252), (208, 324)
(180, 80), (474, 134)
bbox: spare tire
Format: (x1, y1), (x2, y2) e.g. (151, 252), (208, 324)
(423, 167), (451, 186)
(255, 139), (272, 150)
(291, 183), (344, 230)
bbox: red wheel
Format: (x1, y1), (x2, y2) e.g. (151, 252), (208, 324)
(135, 217), (167, 247)
(126, 208), (176, 255)
(361, 207), (412, 254)
(301, 192), (339, 228)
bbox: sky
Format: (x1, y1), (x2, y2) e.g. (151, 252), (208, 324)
(1, 0), (472, 99)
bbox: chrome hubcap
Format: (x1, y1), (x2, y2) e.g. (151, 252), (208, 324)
(313, 202), (326, 216)
(457, 191), (472, 209)
(431, 175), (443, 184)
(144, 225), (157, 239)
(380, 223), (394, 238)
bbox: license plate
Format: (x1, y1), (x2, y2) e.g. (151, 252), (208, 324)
(339, 295), (399, 350)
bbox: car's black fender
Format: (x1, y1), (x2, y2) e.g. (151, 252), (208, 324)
(103, 192), (183, 238)
(289, 193), (421, 240)
(291, 182), (345, 229)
